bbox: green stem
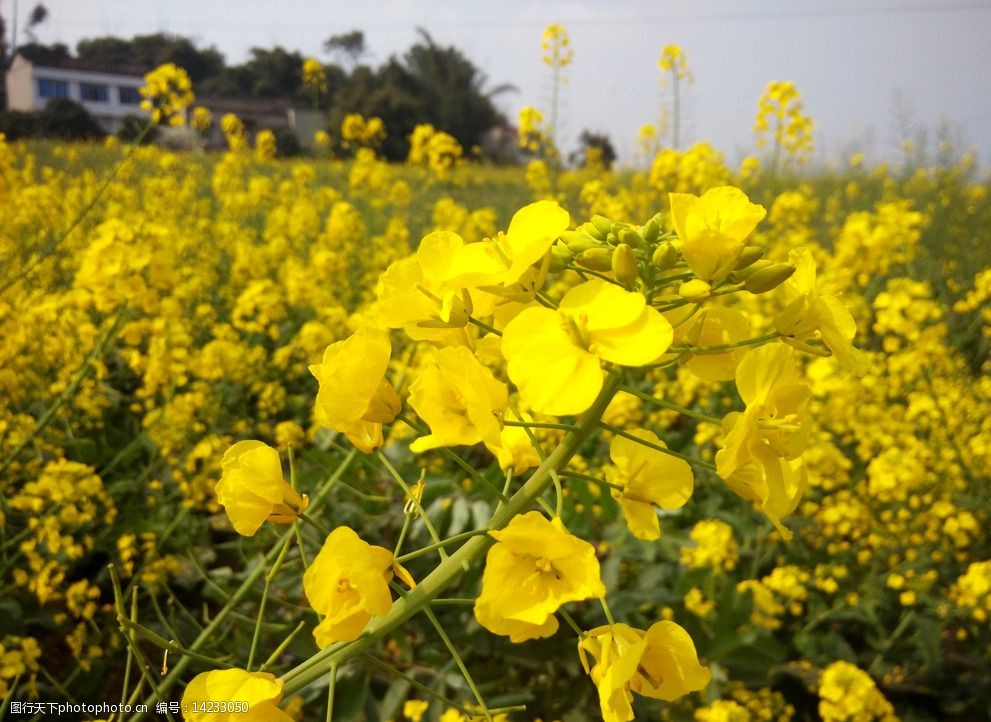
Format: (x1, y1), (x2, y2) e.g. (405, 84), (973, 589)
(248, 537), (292, 670)
(376, 451), (448, 560)
(423, 607), (491, 721)
(668, 331), (781, 355)
(559, 608), (586, 638)
(259, 621), (307, 673)
(557, 469), (622, 492)
(617, 383), (721, 424)
(326, 663), (338, 722)
(468, 316), (501, 336)
(280, 374), (622, 695)
(395, 530), (489, 564)
(298, 512), (332, 537)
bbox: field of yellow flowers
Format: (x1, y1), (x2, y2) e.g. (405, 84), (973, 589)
(2, 47), (991, 722)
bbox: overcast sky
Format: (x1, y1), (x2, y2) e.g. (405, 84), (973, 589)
(8, 0), (991, 167)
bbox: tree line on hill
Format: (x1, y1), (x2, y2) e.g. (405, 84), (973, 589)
(1, 24), (516, 160)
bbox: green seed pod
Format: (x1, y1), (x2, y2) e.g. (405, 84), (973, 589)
(745, 263), (796, 294)
(618, 227), (647, 250)
(561, 230), (600, 254)
(735, 245), (765, 270)
(651, 242), (681, 270)
(576, 247), (614, 272)
(612, 243), (639, 284)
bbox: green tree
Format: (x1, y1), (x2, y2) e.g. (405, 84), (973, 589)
(324, 30), (366, 69)
(571, 129), (617, 169)
(76, 34), (224, 81)
(328, 30), (510, 160)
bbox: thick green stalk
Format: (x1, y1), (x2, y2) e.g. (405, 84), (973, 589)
(280, 374), (621, 696)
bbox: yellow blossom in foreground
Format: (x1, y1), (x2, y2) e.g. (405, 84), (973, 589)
(303, 526), (405, 647)
(181, 668), (293, 721)
(669, 187), (766, 289)
(775, 247), (869, 374)
(606, 429), (694, 540)
(578, 621), (710, 722)
(310, 328), (400, 453)
(474, 512), (604, 642)
(215, 441), (308, 537)
(449, 200), (570, 287)
(502, 279), (672, 416)
(408, 346), (507, 453)
(716, 344), (810, 539)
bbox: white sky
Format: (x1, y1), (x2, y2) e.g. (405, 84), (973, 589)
(8, 0), (991, 167)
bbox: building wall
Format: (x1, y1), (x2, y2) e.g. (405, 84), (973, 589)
(5, 55), (147, 133)
(6, 55), (35, 111)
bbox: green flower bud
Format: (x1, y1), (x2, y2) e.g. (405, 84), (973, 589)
(612, 243), (639, 284)
(618, 227), (647, 249)
(605, 231), (619, 246)
(549, 243), (572, 272)
(731, 258), (771, 281)
(642, 216), (661, 244)
(745, 263), (796, 294)
(651, 242), (680, 270)
(576, 247), (614, 272)
(735, 245), (764, 270)
(591, 215), (613, 238)
(561, 230), (600, 254)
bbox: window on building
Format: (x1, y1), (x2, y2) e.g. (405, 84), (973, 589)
(80, 83), (109, 103)
(118, 86), (141, 105)
(37, 78), (69, 99)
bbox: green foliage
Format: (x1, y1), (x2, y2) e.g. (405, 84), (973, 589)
(0, 109), (40, 138)
(38, 98), (104, 140)
(117, 114), (157, 144)
(273, 127), (302, 157)
(76, 33), (224, 81)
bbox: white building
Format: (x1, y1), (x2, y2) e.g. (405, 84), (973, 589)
(5, 51), (148, 133)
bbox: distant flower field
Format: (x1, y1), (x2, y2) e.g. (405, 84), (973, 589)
(1, 40), (990, 722)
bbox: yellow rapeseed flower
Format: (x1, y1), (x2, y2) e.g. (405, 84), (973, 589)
(310, 328), (401, 453)
(502, 279), (672, 416)
(669, 187), (766, 291)
(181, 668), (293, 721)
(578, 621), (710, 722)
(139, 63), (194, 127)
(303, 526), (405, 647)
(474, 512), (605, 642)
(606, 429), (694, 540)
(408, 346), (507, 453)
(775, 247), (869, 374)
(716, 344), (810, 539)
(215, 441), (308, 537)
